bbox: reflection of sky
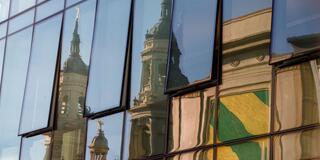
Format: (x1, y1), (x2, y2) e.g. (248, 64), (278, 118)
(10, 0), (35, 16)
(86, 113), (123, 160)
(86, 0), (131, 113)
(172, 0), (217, 83)
(0, 0), (9, 21)
(272, 0), (320, 55)
(131, 0), (162, 104)
(61, 0), (96, 67)
(20, 135), (48, 160)
(0, 27), (33, 160)
(223, 0), (272, 21)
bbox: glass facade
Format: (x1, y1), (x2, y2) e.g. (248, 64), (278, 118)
(0, 0), (319, 160)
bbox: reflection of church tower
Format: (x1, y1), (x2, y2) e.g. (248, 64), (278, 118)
(52, 8), (88, 160)
(89, 120), (109, 160)
(129, 0), (171, 158)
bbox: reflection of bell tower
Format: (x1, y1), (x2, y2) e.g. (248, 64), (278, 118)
(129, 0), (171, 158)
(52, 8), (88, 160)
(89, 120), (109, 160)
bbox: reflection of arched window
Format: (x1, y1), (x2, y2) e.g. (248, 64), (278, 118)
(61, 95), (69, 115)
(78, 96), (85, 117)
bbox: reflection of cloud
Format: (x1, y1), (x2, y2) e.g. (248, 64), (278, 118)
(1, 147), (19, 160)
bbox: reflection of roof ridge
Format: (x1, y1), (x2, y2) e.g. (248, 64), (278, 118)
(224, 8), (272, 25)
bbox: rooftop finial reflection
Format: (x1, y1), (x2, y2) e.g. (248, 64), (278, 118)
(89, 119), (109, 160)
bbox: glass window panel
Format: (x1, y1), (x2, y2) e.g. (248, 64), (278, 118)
(8, 9), (35, 34)
(274, 59), (320, 131)
(169, 88), (215, 152)
(273, 128), (320, 160)
(221, 0), (272, 95)
(85, 113), (123, 160)
(0, 27), (33, 160)
(271, 0), (320, 63)
(167, 149), (213, 160)
(36, 0), (64, 21)
(124, 0), (171, 158)
(19, 14), (63, 135)
(0, 0), (10, 22)
(0, 22), (7, 38)
(0, 39), (5, 83)
(66, 0), (82, 7)
(10, 0), (36, 16)
(217, 138), (270, 160)
(50, 1), (96, 159)
(166, 0), (218, 91)
(85, 0), (131, 114)
(20, 133), (52, 160)
(217, 90), (270, 142)
(38, 0), (48, 3)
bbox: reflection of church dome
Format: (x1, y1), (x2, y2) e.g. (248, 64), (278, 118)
(145, 0), (170, 39)
(63, 54), (88, 75)
(63, 14), (88, 75)
(89, 130), (109, 151)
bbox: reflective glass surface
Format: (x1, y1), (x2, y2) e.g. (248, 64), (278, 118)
(51, 1), (96, 159)
(168, 149), (213, 160)
(0, 39), (5, 83)
(19, 14), (63, 134)
(36, 0), (64, 21)
(0, 0), (10, 22)
(217, 138), (270, 160)
(169, 88), (215, 152)
(218, 90), (270, 142)
(85, 113), (123, 160)
(8, 9), (35, 34)
(273, 128), (320, 160)
(10, 0), (36, 16)
(167, 0), (218, 91)
(66, 0), (82, 7)
(0, 22), (7, 38)
(20, 133), (52, 160)
(271, 0), (320, 63)
(274, 59), (320, 131)
(0, 27), (33, 160)
(85, 0), (131, 114)
(125, 0), (171, 158)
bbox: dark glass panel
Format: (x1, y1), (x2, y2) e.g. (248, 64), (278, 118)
(8, 9), (35, 34)
(217, 90), (270, 142)
(85, 0), (131, 114)
(85, 113), (123, 160)
(0, 0), (10, 22)
(271, 0), (320, 63)
(36, 0), (64, 21)
(0, 22), (7, 38)
(168, 88), (215, 152)
(167, 149), (213, 160)
(10, 0), (36, 16)
(274, 59), (320, 131)
(166, 0), (218, 91)
(50, 1), (96, 159)
(20, 133), (52, 160)
(273, 128), (320, 160)
(125, 0), (171, 158)
(0, 27), (33, 160)
(217, 138), (269, 160)
(19, 14), (63, 134)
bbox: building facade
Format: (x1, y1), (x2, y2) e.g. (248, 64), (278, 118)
(0, 0), (319, 160)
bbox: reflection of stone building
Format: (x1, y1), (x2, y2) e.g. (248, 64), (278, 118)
(128, 0), (170, 158)
(51, 11), (88, 160)
(89, 120), (109, 160)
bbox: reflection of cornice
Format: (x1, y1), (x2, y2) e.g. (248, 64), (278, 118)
(223, 8), (272, 55)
